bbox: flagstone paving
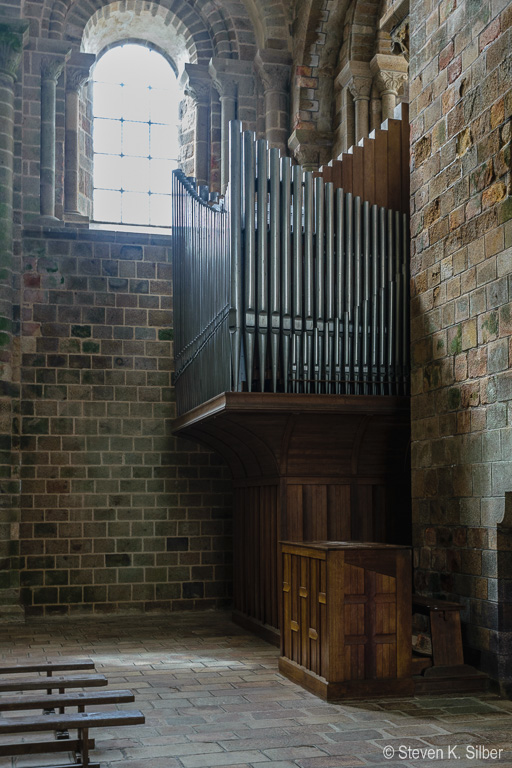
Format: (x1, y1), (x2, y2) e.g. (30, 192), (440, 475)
(1, 611), (511, 768)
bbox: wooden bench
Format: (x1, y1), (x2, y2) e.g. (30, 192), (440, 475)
(0, 689), (135, 713)
(0, 661), (95, 676)
(0, 661), (99, 714)
(0, 674), (108, 695)
(412, 595), (464, 668)
(0, 660), (145, 767)
(0, 709), (145, 768)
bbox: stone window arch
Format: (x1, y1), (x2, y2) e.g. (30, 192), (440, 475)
(58, 0), (221, 225)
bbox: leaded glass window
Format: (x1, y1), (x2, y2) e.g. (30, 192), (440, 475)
(92, 44), (180, 227)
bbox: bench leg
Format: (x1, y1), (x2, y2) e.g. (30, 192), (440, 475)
(55, 687), (69, 739)
(77, 726), (90, 768)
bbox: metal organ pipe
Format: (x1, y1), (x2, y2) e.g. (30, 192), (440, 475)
(314, 175), (325, 393)
(292, 164), (303, 393)
(303, 172), (314, 392)
(325, 182), (334, 393)
(243, 130), (256, 392)
(269, 147), (281, 393)
(229, 121), (243, 392)
(256, 138), (269, 392)
(281, 157), (292, 393)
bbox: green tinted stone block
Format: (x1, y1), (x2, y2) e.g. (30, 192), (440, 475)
(71, 325), (91, 338)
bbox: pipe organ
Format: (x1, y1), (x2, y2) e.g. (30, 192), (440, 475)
(172, 114), (411, 642)
(173, 121), (409, 416)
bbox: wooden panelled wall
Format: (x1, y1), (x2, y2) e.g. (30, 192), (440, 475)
(233, 478), (410, 641)
(173, 393), (411, 643)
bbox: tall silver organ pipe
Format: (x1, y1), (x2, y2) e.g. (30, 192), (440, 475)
(172, 120), (409, 415)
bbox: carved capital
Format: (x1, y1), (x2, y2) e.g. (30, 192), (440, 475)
(187, 78), (211, 104)
(370, 53), (408, 96)
(66, 66), (90, 92)
(183, 63), (211, 105)
(66, 52), (95, 92)
(0, 21), (29, 82)
(336, 61), (371, 88)
(288, 128), (333, 171)
(255, 49), (291, 94)
(209, 58), (254, 99)
(375, 69), (408, 95)
(213, 75), (237, 100)
(347, 75), (372, 101)
(41, 56), (68, 83)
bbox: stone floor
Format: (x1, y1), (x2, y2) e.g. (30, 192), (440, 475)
(0, 611), (511, 768)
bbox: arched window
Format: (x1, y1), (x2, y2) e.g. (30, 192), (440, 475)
(92, 43), (180, 229)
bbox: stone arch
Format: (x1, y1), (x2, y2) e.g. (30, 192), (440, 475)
(91, 36), (180, 75)
(339, 0), (383, 67)
(242, 0), (291, 51)
(46, 0), (262, 62)
(81, 2), (209, 73)
(289, 0), (350, 145)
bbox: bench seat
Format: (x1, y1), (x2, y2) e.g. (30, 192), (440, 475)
(0, 661), (95, 676)
(0, 689), (135, 712)
(0, 709), (144, 734)
(0, 674), (108, 694)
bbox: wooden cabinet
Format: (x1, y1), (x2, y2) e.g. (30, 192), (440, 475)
(279, 541), (413, 699)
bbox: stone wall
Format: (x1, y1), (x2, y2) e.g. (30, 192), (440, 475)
(410, 0), (512, 688)
(18, 227), (232, 617)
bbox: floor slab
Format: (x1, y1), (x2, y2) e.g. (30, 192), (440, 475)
(0, 611), (511, 768)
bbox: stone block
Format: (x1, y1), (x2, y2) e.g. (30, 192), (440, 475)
(471, 464), (492, 497)
(482, 429), (502, 461)
(492, 461), (512, 495)
(461, 317), (477, 349)
(487, 337), (509, 372)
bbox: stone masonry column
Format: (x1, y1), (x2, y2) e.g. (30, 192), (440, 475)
(0, 19), (29, 621)
(255, 49), (291, 153)
(370, 84), (382, 132)
(209, 58), (254, 194)
(64, 52), (95, 222)
(347, 74), (373, 144)
(39, 47), (71, 223)
(209, 62), (236, 194)
(183, 63), (211, 188)
(370, 54), (408, 121)
(0, 21), (29, 258)
(336, 62), (371, 153)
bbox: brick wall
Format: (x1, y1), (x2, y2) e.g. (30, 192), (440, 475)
(19, 227), (232, 617)
(410, 0), (512, 687)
